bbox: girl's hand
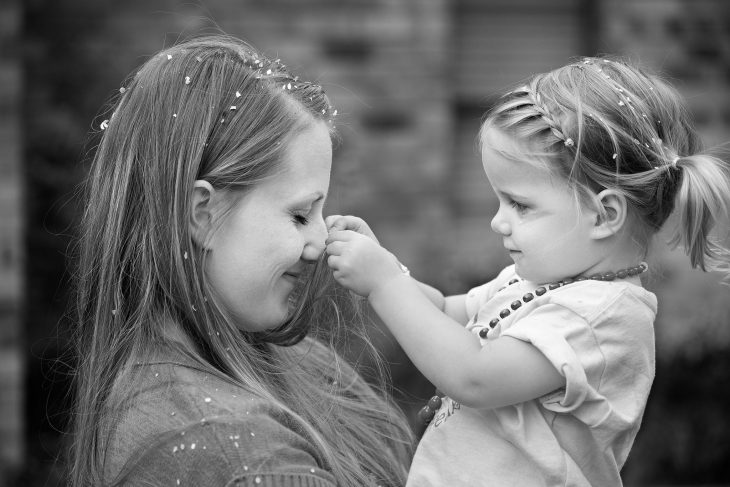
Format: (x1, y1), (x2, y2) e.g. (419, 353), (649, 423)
(325, 215), (379, 244)
(326, 230), (403, 297)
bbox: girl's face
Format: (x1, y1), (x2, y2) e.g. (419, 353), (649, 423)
(206, 122), (332, 332)
(481, 128), (602, 284)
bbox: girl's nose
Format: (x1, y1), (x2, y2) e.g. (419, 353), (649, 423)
(490, 208), (511, 236)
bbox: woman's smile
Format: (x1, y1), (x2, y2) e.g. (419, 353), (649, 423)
(282, 270), (302, 284)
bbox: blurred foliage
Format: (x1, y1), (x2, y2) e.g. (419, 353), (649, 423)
(624, 350), (730, 484)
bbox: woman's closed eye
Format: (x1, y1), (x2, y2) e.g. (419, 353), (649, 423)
(292, 212), (310, 225)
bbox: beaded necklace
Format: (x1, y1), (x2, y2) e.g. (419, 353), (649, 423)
(417, 262), (648, 425)
(476, 262), (648, 338)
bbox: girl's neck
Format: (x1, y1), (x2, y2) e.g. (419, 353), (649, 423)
(575, 244), (647, 286)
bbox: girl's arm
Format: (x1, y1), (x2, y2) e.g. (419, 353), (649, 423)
(397, 277), (470, 324)
(368, 275), (563, 409)
(326, 230), (563, 409)
(443, 294), (469, 325)
(415, 280), (446, 312)
(326, 215), (468, 322)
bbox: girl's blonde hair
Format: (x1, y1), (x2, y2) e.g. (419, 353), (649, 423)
(71, 35), (413, 486)
(481, 56), (730, 275)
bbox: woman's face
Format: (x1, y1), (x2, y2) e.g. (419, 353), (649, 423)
(206, 122), (332, 332)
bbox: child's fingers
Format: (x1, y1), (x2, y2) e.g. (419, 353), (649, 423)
(325, 240), (345, 256)
(325, 229), (356, 245)
(326, 215), (369, 233)
(325, 215), (344, 230)
(326, 254), (342, 271)
(326, 215), (361, 232)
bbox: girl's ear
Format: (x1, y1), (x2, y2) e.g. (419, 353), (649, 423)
(591, 189), (628, 240)
(190, 180), (216, 248)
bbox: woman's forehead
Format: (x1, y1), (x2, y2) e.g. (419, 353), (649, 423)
(250, 123), (332, 201)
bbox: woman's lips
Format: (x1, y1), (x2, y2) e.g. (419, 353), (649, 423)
(283, 272), (300, 283)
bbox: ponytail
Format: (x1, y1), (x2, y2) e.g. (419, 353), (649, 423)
(668, 153), (730, 277)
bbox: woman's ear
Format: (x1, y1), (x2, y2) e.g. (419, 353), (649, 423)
(190, 180), (216, 248)
(591, 189), (628, 240)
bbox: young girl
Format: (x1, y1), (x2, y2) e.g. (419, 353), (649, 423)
(70, 35), (413, 487)
(326, 57), (730, 486)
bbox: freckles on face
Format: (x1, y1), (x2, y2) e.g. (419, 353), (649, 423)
(205, 122), (332, 332)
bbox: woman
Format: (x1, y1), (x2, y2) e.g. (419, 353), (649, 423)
(70, 35), (414, 486)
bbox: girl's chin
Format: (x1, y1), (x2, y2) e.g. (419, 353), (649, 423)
(513, 264), (542, 284)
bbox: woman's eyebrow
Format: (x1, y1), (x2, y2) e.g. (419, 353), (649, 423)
(291, 191), (326, 206)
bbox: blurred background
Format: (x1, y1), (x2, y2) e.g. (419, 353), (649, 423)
(1, 0), (729, 485)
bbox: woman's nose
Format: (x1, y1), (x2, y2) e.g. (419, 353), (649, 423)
(302, 217), (327, 261)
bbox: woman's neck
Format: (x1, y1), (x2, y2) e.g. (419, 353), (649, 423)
(160, 318), (202, 352)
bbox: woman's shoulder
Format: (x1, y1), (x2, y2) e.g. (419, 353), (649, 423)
(106, 352), (335, 485)
(114, 415), (336, 486)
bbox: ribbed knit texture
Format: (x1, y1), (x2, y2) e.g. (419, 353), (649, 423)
(105, 348), (339, 486)
(229, 472), (335, 487)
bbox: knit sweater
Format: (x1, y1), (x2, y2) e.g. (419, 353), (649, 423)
(104, 344), (342, 487)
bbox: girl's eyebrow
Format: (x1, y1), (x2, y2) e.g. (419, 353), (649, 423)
(496, 188), (529, 201)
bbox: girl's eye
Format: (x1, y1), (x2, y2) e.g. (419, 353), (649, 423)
(292, 213), (310, 225)
(510, 200), (528, 213)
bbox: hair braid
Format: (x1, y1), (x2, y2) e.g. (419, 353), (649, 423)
(510, 86), (574, 146)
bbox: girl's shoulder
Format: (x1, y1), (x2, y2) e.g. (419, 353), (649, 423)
(548, 278), (658, 322)
(476, 272), (658, 337)
(466, 265), (519, 317)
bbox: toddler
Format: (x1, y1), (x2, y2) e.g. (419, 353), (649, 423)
(326, 57), (730, 486)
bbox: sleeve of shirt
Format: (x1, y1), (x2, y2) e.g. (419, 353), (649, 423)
(499, 302), (600, 416)
(117, 416), (337, 487)
(464, 265), (517, 321)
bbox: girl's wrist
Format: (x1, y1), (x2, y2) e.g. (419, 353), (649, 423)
(396, 260), (410, 276)
(367, 270), (412, 305)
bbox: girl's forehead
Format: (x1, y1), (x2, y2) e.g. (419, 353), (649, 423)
(482, 147), (568, 198)
(482, 128), (541, 166)
(482, 143), (550, 180)
(481, 124), (538, 153)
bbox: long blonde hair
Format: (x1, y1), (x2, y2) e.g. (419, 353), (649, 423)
(482, 56), (730, 276)
(71, 35), (413, 486)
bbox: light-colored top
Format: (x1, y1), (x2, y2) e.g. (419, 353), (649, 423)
(104, 340), (342, 487)
(407, 265), (657, 487)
